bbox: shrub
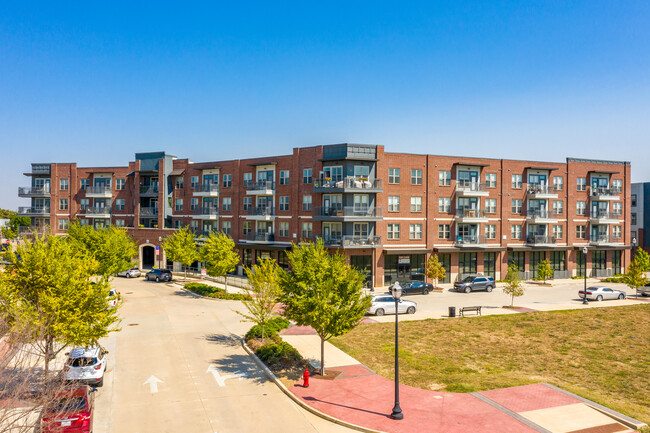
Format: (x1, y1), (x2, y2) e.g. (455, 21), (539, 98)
(245, 317), (290, 342)
(255, 341), (302, 366)
(184, 282), (252, 301)
(600, 274), (626, 283)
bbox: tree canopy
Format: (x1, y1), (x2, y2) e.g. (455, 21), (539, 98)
(536, 259), (554, 283)
(162, 226), (199, 280)
(1, 215), (31, 239)
(503, 264), (525, 306)
(425, 254), (446, 288)
(200, 231), (239, 290)
(238, 258), (281, 341)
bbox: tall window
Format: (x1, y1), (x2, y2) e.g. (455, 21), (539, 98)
(303, 169), (312, 184)
(221, 221), (231, 235)
(243, 173), (252, 185)
(242, 221), (252, 235)
(58, 218), (69, 230)
(459, 253), (477, 275)
(59, 199), (68, 210)
(389, 168), (400, 184)
(279, 196), (289, 211)
(632, 213), (637, 225)
(222, 174), (232, 188)
(80, 199), (89, 210)
(115, 199), (125, 211)
(279, 222), (289, 237)
(612, 225), (622, 240)
(511, 224), (522, 239)
(411, 169), (422, 185)
(175, 199), (183, 211)
(438, 224), (450, 239)
(388, 196), (400, 212)
(486, 173), (497, 188)
(439, 171), (451, 186)
(411, 196), (422, 212)
(550, 251), (566, 271)
(612, 179), (622, 192)
(60, 179), (69, 191)
(190, 198), (198, 211)
(302, 195), (312, 211)
(409, 224), (422, 239)
(485, 199), (497, 213)
(438, 197), (451, 213)
(387, 224), (400, 239)
(222, 197), (231, 211)
(485, 225), (496, 239)
(484, 252), (496, 278)
(632, 194), (637, 207)
(115, 219), (125, 227)
(576, 201), (586, 215)
(302, 222), (313, 238)
(577, 177), (586, 191)
(508, 252), (525, 272)
(576, 225), (586, 239)
(243, 197), (252, 211)
(354, 223), (369, 237)
(553, 176), (564, 191)
(279, 170), (289, 185)
(552, 225), (563, 239)
(191, 176), (199, 188)
(553, 200), (564, 215)
(511, 174), (522, 189)
(512, 199), (522, 213)
(80, 179), (89, 190)
(612, 202), (622, 215)
(116, 178), (125, 190)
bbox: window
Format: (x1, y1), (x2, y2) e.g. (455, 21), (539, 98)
(438, 197), (451, 213)
(388, 196), (400, 212)
(115, 219), (125, 227)
(222, 174), (232, 188)
(438, 224), (450, 239)
(243, 221), (252, 235)
(459, 252), (477, 274)
(511, 199), (522, 213)
(279, 196), (289, 211)
(577, 177), (586, 191)
(116, 178), (125, 190)
(221, 221), (231, 235)
(485, 199), (497, 213)
(191, 198), (198, 211)
(508, 252), (525, 272)
(612, 179), (622, 192)
(576, 225), (586, 239)
(576, 201), (586, 215)
(279, 170), (289, 185)
(279, 222), (289, 237)
(354, 223), (369, 237)
(486, 173), (497, 188)
(511, 224), (522, 239)
(243, 173), (252, 185)
(411, 196), (422, 212)
(191, 176), (199, 188)
(175, 199), (183, 211)
(553, 201), (563, 215)
(486, 225), (496, 239)
(411, 169), (422, 185)
(389, 168), (400, 184)
(175, 177), (184, 189)
(409, 224), (422, 239)
(80, 199), (89, 210)
(550, 251), (565, 271)
(354, 166), (369, 178)
(439, 171), (451, 186)
(80, 179), (89, 190)
(552, 225), (563, 239)
(302, 222), (313, 238)
(60, 179), (69, 191)
(303, 169), (312, 184)
(174, 220), (182, 229)
(387, 224), (400, 239)
(632, 194), (637, 207)
(612, 202), (622, 215)
(631, 213), (637, 225)
(58, 218), (69, 230)
(115, 199), (125, 211)
(222, 197), (231, 211)
(59, 199), (68, 210)
(553, 176), (564, 191)
(302, 195), (312, 211)
(243, 197), (252, 211)
(511, 174), (522, 189)
(612, 225), (621, 240)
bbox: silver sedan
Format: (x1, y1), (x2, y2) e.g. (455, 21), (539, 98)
(117, 267), (141, 278)
(367, 295), (417, 316)
(578, 286), (626, 301)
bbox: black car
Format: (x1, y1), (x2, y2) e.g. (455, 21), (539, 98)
(454, 275), (495, 293)
(389, 281), (434, 296)
(145, 269), (173, 282)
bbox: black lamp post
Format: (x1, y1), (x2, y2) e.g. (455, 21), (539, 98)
(582, 246), (588, 305)
(391, 282), (404, 420)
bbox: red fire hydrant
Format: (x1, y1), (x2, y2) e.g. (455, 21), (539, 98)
(302, 368), (310, 388)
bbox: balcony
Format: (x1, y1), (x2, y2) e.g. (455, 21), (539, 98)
(245, 180), (275, 195)
(246, 206), (275, 221)
(246, 232), (275, 243)
(17, 206), (50, 217)
(86, 185), (113, 198)
(17, 225), (49, 237)
(590, 234), (622, 246)
(314, 235), (382, 248)
(589, 211), (621, 224)
(191, 228), (218, 238)
(456, 181), (489, 197)
(313, 206), (382, 221)
(86, 207), (111, 218)
(526, 234), (557, 246)
(140, 185), (159, 197)
(18, 186), (50, 197)
(455, 235), (488, 247)
(192, 206), (219, 220)
(313, 176), (383, 193)
(527, 184), (558, 199)
(192, 183), (219, 197)
(455, 208), (488, 223)
(589, 187), (621, 201)
(140, 207), (158, 218)
(526, 209), (560, 223)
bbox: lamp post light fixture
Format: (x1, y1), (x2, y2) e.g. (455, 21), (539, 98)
(582, 246), (588, 305)
(390, 281), (404, 421)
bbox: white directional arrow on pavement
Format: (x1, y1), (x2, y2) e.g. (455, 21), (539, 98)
(206, 365), (248, 387)
(143, 375), (164, 393)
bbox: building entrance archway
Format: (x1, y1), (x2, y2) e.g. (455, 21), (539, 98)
(141, 245), (155, 269)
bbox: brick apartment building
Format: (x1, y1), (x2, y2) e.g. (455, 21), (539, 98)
(17, 144), (632, 286)
(631, 182), (649, 252)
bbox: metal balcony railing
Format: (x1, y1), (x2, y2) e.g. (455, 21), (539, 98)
(455, 235), (487, 245)
(456, 181), (488, 193)
(245, 180), (275, 192)
(246, 232), (275, 242)
(313, 176), (383, 190)
(314, 206), (382, 218)
(591, 234), (621, 244)
(527, 184), (558, 194)
(590, 210), (620, 220)
(192, 183), (220, 194)
(140, 185), (159, 195)
(191, 228), (217, 237)
(193, 206), (219, 217)
(526, 235), (557, 245)
(86, 207), (111, 216)
(341, 235), (381, 247)
(247, 206), (275, 216)
(526, 209), (561, 219)
(589, 186), (622, 197)
(87, 185), (112, 194)
(18, 186), (51, 196)
(455, 208), (488, 218)
(17, 206), (50, 216)
(140, 207), (158, 217)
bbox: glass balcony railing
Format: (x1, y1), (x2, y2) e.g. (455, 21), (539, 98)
(455, 208), (488, 218)
(247, 206), (275, 216)
(526, 235), (557, 245)
(245, 180), (275, 192)
(192, 183), (219, 194)
(246, 232), (275, 242)
(314, 206), (382, 218)
(140, 207), (158, 217)
(313, 176), (382, 190)
(455, 235), (487, 245)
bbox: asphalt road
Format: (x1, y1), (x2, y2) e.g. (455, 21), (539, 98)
(94, 277), (356, 433)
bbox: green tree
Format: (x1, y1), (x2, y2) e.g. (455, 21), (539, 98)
(200, 231), (240, 292)
(2, 215), (32, 239)
(425, 254), (446, 288)
(624, 257), (649, 297)
(162, 226), (199, 281)
(503, 264), (525, 306)
(67, 222), (138, 283)
(632, 248), (650, 274)
(0, 235), (120, 377)
(278, 240), (371, 376)
(537, 259), (554, 283)
(0, 208), (16, 219)
(238, 258), (281, 342)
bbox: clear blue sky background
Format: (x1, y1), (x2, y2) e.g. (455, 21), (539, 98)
(2, 1), (649, 210)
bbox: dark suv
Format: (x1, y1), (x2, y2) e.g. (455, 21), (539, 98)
(145, 269), (173, 282)
(454, 275), (495, 293)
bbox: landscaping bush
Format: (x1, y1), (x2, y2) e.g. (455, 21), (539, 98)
(245, 317), (290, 342)
(600, 274), (626, 283)
(255, 341), (302, 367)
(184, 282), (252, 301)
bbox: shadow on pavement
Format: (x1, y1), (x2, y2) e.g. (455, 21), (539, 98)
(209, 354), (268, 384)
(204, 333), (240, 347)
(302, 395), (391, 418)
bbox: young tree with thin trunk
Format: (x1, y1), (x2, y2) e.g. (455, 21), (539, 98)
(632, 248), (650, 274)
(162, 226), (199, 281)
(425, 254), (446, 288)
(624, 259), (649, 298)
(237, 258), (280, 342)
(200, 231), (240, 292)
(537, 259), (554, 283)
(503, 264), (525, 306)
(278, 239), (371, 376)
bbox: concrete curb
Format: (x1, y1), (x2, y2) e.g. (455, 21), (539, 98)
(240, 339), (386, 433)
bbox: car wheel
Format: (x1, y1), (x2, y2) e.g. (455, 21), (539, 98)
(97, 377), (104, 387)
(375, 308), (385, 316)
(423, 288), (429, 295)
(596, 295), (603, 301)
(407, 306), (416, 314)
(464, 287), (471, 294)
(618, 293), (625, 300)
(126, 273), (131, 278)
(156, 277), (160, 283)
(486, 286), (493, 292)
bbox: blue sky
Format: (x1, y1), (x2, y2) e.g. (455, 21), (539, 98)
(2, 1), (649, 209)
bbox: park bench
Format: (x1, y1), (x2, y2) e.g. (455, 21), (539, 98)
(459, 306), (482, 317)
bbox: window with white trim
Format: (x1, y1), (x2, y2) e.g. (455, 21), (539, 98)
(387, 224), (400, 239)
(409, 224), (422, 239)
(411, 196), (422, 212)
(389, 168), (400, 184)
(388, 196), (400, 212)
(438, 197), (451, 213)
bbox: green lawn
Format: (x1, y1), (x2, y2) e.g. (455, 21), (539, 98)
(330, 304), (650, 425)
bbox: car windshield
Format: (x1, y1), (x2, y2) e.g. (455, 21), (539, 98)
(48, 397), (86, 413)
(462, 276), (475, 282)
(69, 357), (97, 367)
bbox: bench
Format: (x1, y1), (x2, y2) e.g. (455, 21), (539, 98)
(460, 306), (482, 317)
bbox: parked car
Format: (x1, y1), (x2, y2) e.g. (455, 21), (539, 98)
(638, 282), (650, 297)
(117, 267), (141, 278)
(367, 295), (417, 316)
(106, 288), (118, 309)
(63, 346), (107, 387)
(454, 275), (496, 293)
(578, 286), (626, 301)
(389, 280), (433, 296)
(145, 268), (173, 282)
(41, 385), (95, 433)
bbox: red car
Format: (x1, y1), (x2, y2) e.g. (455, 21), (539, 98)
(41, 386), (94, 432)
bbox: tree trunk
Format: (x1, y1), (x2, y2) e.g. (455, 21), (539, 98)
(511, 294), (514, 306)
(261, 322), (265, 343)
(320, 336), (325, 376)
(224, 275), (228, 294)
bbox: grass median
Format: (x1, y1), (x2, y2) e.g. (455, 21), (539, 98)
(330, 304), (650, 425)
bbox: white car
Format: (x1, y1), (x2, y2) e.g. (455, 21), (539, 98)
(117, 267), (141, 278)
(64, 346), (107, 387)
(578, 286), (626, 301)
(107, 289), (119, 309)
(367, 295), (417, 316)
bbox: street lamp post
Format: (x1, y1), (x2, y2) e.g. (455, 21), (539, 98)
(158, 236), (162, 270)
(391, 282), (404, 421)
(582, 246), (588, 305)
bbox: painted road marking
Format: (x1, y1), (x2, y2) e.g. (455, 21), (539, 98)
(206, 365), (248, 387)
(143, 375), (164, 393)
